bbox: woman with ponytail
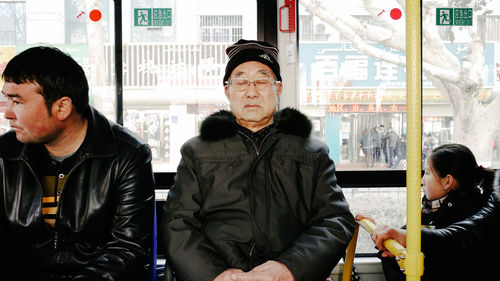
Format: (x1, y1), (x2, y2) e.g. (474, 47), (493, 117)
(357, 143), (497, 281)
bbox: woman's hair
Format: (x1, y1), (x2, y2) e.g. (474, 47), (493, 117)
(429, 143), (495, 195)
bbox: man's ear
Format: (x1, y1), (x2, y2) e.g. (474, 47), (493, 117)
(276, 81), (283, 98)
(51, 97), (73, 120)
(224, 85), (230, 100)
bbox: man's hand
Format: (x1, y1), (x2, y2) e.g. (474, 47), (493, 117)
(229, 261), (295, 281)
(214, 269), (244, 281)
(354, 213), (376, 225)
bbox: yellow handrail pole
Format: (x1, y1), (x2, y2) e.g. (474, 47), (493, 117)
(341, 224), (359, 281)
(357, 219), (407, 269)
(405, 0), (425, 280)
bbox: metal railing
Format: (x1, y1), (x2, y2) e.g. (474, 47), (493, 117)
(105, 43), (231, 88)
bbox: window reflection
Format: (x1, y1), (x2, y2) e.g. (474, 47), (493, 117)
(298, 0), (500, 170)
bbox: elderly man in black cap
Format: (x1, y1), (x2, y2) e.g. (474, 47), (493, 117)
(161, 39), (355, 281)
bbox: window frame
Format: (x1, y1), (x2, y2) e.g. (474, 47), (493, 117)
(108, 0), (406, 187)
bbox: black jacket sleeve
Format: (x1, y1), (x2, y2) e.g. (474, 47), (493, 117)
(421, 195), (499, 258)
(0, 159), (11, 276)
(71, 144), (155, 281)
(274, 149), (356, 281)
(160, 144), (228, 281)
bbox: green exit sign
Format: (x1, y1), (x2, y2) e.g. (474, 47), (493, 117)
(134, 8), (172, 26)
(436, 8), (472, 26)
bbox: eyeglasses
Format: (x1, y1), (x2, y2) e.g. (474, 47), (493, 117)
(226, 77), (280, 92)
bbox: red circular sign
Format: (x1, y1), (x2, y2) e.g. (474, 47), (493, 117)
(89, 9), (102, 22)
(390, 8), (402, 20)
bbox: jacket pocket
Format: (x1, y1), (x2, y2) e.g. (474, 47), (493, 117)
(194, 155), (247, 197)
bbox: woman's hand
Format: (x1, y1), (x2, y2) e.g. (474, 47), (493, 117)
(371, 225), (407, 258)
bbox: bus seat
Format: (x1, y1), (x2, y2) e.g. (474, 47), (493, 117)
(149, 201), (157, 281)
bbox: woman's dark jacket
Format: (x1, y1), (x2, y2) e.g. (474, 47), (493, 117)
(420, 172), (500, 281)
(161, 108), (355, 281)
(0, 107), (155, 281)
(382, 188), (496, 281)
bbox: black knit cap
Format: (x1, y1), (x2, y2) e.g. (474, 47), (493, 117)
(223, 39), (281, 84)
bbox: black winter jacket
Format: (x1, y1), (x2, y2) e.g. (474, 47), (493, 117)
(382, 189), (497, 281)
(419, 172), (500, 281)
(161, 108), (355, 281)
(0, 107), (155, 281)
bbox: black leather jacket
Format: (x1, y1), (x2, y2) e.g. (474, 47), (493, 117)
(161, 108), (355, 281)
(0, 107), (155, 281)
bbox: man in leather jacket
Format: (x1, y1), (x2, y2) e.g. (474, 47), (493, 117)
(161, 39), (355, 281)
(0, 46), (155, 280)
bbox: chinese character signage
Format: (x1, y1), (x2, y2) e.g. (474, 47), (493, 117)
(153, 8), (172, 26)
(436, 8), (472, 26)
(299, 42), (494, 88)
(454, 8), (473, 26)
(327, 104), (407, 113)
(134, 8), (172, 26)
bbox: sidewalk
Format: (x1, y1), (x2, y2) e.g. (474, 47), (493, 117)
(336, 160), (406, 171)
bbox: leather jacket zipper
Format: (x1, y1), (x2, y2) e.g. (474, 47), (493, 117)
(20, 158), (45, 216)
(22, 153), (90, 250)
(53, 231), (59, 249)
(51, 153), (90, 249)
(56, 153), (90, 198)
(20, 159), (60, 251)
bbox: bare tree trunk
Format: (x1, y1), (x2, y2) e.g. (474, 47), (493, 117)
(453, 102), (496, 165)
(84, 0), (113, 118)
(85, 0), (105, 87)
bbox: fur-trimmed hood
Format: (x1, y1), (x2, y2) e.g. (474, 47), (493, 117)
(200, 107), (312, 141)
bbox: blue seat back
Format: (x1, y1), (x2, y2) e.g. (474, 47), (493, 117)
(149, 201), (157, 281)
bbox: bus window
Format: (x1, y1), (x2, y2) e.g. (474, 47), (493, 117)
(298, 0), (407, 171)
(297, 0), (500, 256)
(344, 187), (406, 254)
(0, 0), (114, 136)
(422, 1), (500, 169)
(122, 0), (257, 172)
(298, 0), (500, 170)
(0, 0), (257, 173)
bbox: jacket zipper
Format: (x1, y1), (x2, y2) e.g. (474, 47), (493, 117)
(51, 153), (90, 250)
(237, 130), (276, 265)
(22, 153), (91, 250)
(20, 158), (45, 221)
(248, 241), (256, 268)
(237, 132), (259, 155)
(237, 131), (275, 156)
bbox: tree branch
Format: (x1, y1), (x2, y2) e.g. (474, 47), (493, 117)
(361, 0), (404, 33)
(301, 0), (405, 51)
(300, 0), (461, 83)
